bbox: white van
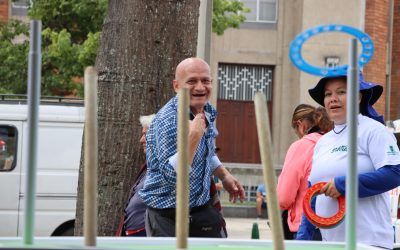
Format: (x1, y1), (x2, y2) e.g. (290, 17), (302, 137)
(0, 97), (84, 236)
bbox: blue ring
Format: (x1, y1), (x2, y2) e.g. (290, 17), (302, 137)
(289, 24), (374, 77)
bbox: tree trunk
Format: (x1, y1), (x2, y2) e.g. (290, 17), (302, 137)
(75, 0), (199, 236)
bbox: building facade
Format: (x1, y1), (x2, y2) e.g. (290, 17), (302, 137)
(210, 0), (400, 169)
(1, 0), (399, 169)
(0, 0), (9, 22)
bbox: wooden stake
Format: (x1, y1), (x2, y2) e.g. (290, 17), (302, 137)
(176, 88), (190, 250)
(254, 93), (285, 250)
(84, 66), (98, 246)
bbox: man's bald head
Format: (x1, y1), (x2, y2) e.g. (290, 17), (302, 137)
(173, 57), (213, 114)
(175, 58), (210, 81)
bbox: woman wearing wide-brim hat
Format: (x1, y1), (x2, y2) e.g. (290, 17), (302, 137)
(296, 72), (400, 249)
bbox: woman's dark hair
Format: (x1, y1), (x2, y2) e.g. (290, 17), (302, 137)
(291, 104), (333, 134)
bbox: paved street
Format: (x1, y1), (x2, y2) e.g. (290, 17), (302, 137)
(224, 217), (272, 240)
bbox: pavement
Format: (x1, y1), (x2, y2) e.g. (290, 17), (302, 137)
(224, 217), (272, 240)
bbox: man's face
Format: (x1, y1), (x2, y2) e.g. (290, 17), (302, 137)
(139, 126), (148, 154)
(173, 59), (212, 113)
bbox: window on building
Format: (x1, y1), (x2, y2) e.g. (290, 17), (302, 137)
(241, 0), (277, 23)
(0, 126), (18, 171)
(325, 56), (340, 68)
(218, 64), (273, 101)
(11, 0), (29, 17)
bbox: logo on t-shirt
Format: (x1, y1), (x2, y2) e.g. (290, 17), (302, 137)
(331, 145), (348, 153)
(387, 145), (399, 156)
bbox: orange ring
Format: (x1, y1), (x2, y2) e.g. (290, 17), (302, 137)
(303, 182), (345, 228)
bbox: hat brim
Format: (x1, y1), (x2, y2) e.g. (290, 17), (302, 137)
(308, 75), (382, 107)
(359, 82), (383, 105)
(308, 76), (346, 106)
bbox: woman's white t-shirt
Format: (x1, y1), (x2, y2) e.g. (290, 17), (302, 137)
(309, 114), (400, 249)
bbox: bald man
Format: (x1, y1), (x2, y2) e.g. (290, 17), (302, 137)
(139, 58), (245, 237)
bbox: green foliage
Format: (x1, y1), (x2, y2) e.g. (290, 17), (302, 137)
(41, 29), (99, 97)
(0, 0), (102, 97)
(29, 0), (107, 43)
(213, 0), (249, 35)
(0, 20), (99, 97)
(78, 32), (100, 67)
(1, 0), (246, 96)
(0, 20), (29, 94)
(42, 28), (83, 95)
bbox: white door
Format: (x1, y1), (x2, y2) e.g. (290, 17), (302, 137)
(18, 121), (83, 236)
(0, 121), (23, 236)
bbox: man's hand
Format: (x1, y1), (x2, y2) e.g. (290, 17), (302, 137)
(188, 113), (206, 165)
(221, 173), (246, 203)
(213, 166), (245, 203)
(320, 180), (341, 198)
(189, 113), (206, 139)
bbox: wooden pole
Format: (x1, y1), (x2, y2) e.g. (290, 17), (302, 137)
(385, 0), (394, 121)
(176, 88), (190, 250)
(84, 66), (98, 246)
(254, 93), (285, 250)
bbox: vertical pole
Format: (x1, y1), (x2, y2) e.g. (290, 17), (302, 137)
(84, 67), (98, 246)
(385, 0), (394, 121)
(254, 93), (285, 250)
(346, 39), (359, 250)
(23, 20), (42, 245)
(176, 88), (190, 250)
(359, 0), (366, 31)
(196, 0), (212, 63)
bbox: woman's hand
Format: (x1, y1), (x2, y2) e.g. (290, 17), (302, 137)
(320, 180), (341, 198)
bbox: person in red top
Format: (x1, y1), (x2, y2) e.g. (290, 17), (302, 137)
(0, 139), (5, 152)
(276, 104), (332, 239)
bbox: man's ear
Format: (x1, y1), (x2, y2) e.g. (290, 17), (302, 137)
(173, 79), (180, 93)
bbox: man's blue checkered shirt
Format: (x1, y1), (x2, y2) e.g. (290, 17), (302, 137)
(139, 96), (218, 209)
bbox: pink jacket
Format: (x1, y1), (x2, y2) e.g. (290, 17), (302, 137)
(276, 132), (322, 232)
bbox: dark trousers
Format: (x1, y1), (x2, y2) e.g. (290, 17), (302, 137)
(145, 202), (223, 238)
(281, 210), (295, 240)
(281, 210), (322, 240)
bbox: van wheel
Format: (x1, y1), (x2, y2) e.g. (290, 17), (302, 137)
(58, 226), (74, 236)
(51, 220), (75, 236)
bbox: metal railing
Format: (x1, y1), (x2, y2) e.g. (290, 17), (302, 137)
(219, 184), (259, 204)
(0, 94), (84, 106)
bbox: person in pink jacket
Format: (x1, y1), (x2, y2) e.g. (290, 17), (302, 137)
(277, 104), (332, 239)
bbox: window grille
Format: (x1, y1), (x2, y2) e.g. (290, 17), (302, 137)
(218, 63), (273, 101)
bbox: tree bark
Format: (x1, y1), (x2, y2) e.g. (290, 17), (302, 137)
(75, 0), (199, 236)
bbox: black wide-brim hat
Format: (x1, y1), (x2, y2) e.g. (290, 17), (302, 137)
(308, 72), (384, 124)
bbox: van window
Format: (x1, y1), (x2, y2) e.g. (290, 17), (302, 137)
(0, 125), (18, 171)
